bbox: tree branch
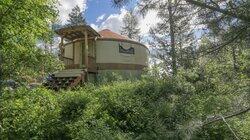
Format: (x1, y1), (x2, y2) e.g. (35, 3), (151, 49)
(203, 107), (250, 126)
(185, 0), (250, 22)
(194, 26), (246, 59)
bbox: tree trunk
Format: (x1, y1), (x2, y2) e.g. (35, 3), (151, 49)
(0, 19), (3, 95)
(0, 45), (3, 96)
(168, 1), (177, 75)
(179, 37), (183, 68)
(231, 45), (238, 71)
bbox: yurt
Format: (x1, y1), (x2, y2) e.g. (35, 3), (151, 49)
(44, 25), (149, 89)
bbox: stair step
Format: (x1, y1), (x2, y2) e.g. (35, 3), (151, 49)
(53, 69), (83, 78)
(43, 74), (83, 91)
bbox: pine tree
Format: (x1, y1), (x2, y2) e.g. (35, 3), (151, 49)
(195, 0), (250, 71)
(67, 5), (86, 26)
(121, 10), (140, 41)
(148, 0), (195, 75)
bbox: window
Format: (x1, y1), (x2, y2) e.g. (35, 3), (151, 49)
(119, 43), (134, 54)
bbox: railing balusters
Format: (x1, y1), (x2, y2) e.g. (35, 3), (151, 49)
(62, 57), (74, 66)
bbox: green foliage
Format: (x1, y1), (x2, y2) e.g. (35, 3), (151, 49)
(0, 69), (249, 139)
(1, 0), (249, 139)
(59, 92), (90, 122)
(0, 88), (61, 139)
(1, 38), (249, 139)
(96, 72), (140, 85)
(0, 0), (62, 83)
(97, 72), (124, 84)
(2, 47), (63, 82)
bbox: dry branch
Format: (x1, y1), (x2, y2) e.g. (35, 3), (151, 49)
(203, 107), (250, 126)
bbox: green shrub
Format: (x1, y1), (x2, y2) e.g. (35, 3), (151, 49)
(65, 81), (170, 139)
(66, 82), (142, 139)
(58, 91), (90, 122)
(97, 72), (124, 84)
(0, 71), (249, 139)
(0, 88), (61, 139)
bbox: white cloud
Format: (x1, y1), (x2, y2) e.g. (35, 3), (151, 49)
(91, 7), (159, 38)
(98, 8), (127, 33)
(138, 10), (160, 36)
(57, 0), (87, 24)
(96, 14), (106, 22)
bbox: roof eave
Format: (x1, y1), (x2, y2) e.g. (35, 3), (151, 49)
(55, 25), (100, 40)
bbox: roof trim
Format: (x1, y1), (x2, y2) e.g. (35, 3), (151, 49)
(55, 25), (100, 40)
(97, 38), (149, 50)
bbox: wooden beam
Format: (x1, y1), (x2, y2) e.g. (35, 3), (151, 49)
(84, 30), (89, 68)
(79, 40), (83, 68)
(73, 42), (75, 64)
(59, 36), (64, 49)
(72, 37), (97, 42)
(59, 36), (64, 60)
(84, 30), (89, 81)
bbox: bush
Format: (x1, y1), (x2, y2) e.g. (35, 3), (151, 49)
(66, 82), (148, 139)
(0, 72), (249, 139)
(61, 81), (171, 139)
(58, 91), (90, 122)
(0, 88), (61, 139)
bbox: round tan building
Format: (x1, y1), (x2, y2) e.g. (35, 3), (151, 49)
(44, 25), (148, 89)
(96, 29), (148, 78)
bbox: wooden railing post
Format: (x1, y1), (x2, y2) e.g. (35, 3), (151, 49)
(59, 36), (64, 60)
(84, 30), (88, 81)
(80, 43), (83, 68)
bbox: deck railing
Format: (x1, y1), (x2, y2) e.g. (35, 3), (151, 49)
(62, 56), (96, 71)
(88, 56), (97, 72)
(62, 57), (80, 69)
(62, 57), (74, 66)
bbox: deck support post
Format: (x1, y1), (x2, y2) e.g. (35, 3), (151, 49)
(80, 42), (83, 68)
(84, 30), (88, 82)
(73, 42), (75, 63)
(59, 36), (64, 60)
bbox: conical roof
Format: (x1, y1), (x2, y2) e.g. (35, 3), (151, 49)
(98, 29), (134, 41)
(98, 29), (147, 49)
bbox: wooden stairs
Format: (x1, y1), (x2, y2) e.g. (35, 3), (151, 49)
(43, 69), (85, 91)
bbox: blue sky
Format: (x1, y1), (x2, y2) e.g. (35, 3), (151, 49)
(57, 0), (150, 34)
(56, 0), (204, 43)
(85, 0), (136, 24)
(54, 0), (203, 52)
(57, 0), (203, 41)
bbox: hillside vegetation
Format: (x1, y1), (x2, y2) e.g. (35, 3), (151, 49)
(1, 0), (250, 139)
(1, 64), (249, 139)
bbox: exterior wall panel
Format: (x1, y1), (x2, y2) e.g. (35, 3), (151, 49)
(64, 43), (73, 59)
(74, 42), (81, 64)
(95, 40), (148, 67)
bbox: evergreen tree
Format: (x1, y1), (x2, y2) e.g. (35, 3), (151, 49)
(67, 5), (86, 26)
(195, 0), (250, 72)
(148, 0), (195, 74)
(121, 10), (140, 41)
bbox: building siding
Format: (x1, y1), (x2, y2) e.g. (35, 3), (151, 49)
(95, 40), (148, 67)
